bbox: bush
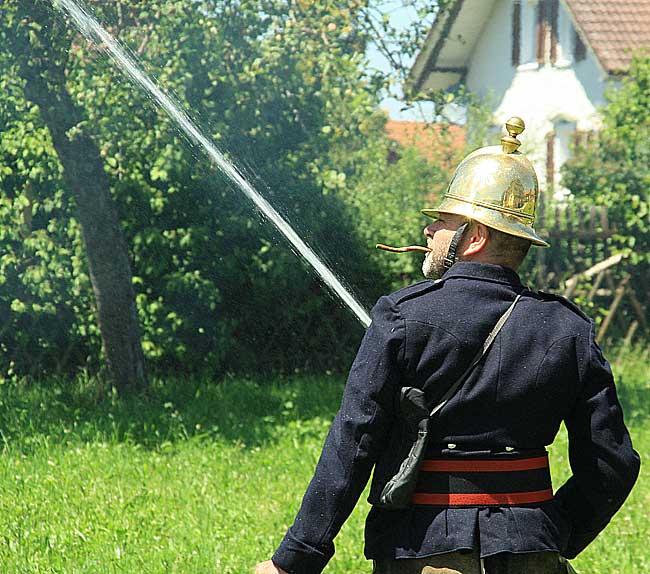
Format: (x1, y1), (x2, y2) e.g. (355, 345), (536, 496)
(0, 1), (457, 378)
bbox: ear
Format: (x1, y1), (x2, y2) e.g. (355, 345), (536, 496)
(461, 222), (490, 257)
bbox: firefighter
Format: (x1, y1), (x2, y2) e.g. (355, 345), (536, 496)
(255, 117), (639, 574)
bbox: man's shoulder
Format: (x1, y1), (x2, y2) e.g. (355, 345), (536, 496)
(387, 279), (446, 306)
(533, 289), (592, 324)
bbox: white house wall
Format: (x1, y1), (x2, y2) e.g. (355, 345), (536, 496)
(463, 0), (610, 191)
(465, 0), (515, 107)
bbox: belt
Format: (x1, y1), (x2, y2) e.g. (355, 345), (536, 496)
(412, 453), (553, 507)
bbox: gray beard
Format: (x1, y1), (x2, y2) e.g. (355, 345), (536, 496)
(421, 249), (446, 279)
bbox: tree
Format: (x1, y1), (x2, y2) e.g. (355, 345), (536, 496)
(2, 2), (147, 391)
(561, 56), (650, 267)
(0, 0), (457, 378)
(560, 55), (650, 335)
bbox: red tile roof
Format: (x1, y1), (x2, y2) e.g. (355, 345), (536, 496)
(567, 0), (650, 72)
(385, 120), (465, 162)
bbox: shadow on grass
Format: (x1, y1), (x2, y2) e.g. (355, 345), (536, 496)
(0, 373), (346, 452)
(1, 348), (647, 453)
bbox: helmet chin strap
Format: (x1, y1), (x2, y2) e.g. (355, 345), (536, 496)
(443, 222), (469, 272)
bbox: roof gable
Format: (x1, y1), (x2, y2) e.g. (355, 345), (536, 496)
(409, 0), (650, 93)
(408, 0), (496, 94)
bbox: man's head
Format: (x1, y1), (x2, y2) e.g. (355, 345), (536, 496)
(422, 213), (531, 279)
(420, 116), (547, 279)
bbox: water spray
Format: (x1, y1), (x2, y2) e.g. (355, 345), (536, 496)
(52, 0), (372, 328)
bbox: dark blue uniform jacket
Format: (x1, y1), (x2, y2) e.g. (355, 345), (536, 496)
(273, 262), (640, 574)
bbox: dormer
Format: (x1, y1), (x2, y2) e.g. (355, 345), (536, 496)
(408, 0), (650, 96)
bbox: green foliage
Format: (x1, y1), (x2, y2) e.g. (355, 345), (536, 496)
(0, 39), (100, 375)
(0, 2), (342, 375)
(562, 56), (650, 266)
(336, 121), (460, 292)
(361, 0), (450, 98)
(554, 56), (650, 341)
(0, 364), (647, 572)
(0, 1), (462, 378)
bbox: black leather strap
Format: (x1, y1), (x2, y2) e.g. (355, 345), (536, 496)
(443, 222), (469, 271)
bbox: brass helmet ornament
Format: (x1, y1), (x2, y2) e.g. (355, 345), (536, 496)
(422, 117), (549, 259)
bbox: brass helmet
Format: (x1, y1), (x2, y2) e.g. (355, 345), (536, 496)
(422, 117), (549, 248)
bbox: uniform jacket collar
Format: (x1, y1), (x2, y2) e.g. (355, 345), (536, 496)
(443, 261), (525, 289)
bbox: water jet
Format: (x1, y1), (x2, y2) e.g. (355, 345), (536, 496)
(52, 0), (372, 328)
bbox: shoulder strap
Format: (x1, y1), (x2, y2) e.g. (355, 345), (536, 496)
(429, 293), (523, 417)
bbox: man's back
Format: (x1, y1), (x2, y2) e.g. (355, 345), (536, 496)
(269, 262), (638, 574)
(366, 262), (639, 562)
(392, 262), (585, 448)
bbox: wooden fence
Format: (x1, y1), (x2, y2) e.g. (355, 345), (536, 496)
(534, 202), (615, 287)
(529, 203), (648, 346)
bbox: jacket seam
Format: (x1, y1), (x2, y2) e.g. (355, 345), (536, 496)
(392, 278), (447, 304)
(400, 318), (407, 366)
(533, 335), (579, 391)
(406, 319), (463, 340)
(315, 408), (379, 551)
(444, 274), (523, 288)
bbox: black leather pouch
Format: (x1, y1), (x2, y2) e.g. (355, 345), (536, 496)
(377, 387), (430, 509)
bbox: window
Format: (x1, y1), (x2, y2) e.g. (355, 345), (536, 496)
(574, 29), (586, 62)
(536, 0), (559, 65)
(512, 0), (521, 66)
(548, 120), (578, 194)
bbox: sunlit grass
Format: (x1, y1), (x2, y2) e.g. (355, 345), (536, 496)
(0, 352), (647, 573)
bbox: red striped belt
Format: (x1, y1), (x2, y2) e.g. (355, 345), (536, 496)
(412, 453), (553, 507)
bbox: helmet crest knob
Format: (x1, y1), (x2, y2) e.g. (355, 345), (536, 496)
(501, 116), (525, 154)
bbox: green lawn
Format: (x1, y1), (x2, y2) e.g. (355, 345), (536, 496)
(0, 352), (647, 573)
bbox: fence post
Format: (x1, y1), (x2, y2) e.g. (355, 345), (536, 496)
(597, 275), (631, 341)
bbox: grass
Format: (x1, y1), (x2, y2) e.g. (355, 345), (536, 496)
(0, 351), (647, 573)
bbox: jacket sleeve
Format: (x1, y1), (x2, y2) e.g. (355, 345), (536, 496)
(271, 296), (405, 574)
(554, 323), (640, 558)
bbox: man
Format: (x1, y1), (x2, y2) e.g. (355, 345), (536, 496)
(255, 118), (640, 574)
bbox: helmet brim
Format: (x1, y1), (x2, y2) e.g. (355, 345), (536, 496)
(422, 199), (550, 248)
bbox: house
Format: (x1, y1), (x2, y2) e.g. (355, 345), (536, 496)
(407, 0), (650, 194)
(385, 119), (465, 168)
